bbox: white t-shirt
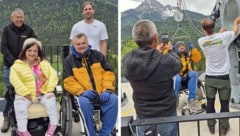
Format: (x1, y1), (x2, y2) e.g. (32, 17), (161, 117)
(70, 19), (108, 51)
(198, 31), (235, 76)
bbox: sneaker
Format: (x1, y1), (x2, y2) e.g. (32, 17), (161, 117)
(1, 117), (10, 133)
(220, 127), (229, 136)
(187, 99), (202, 111)
(16, 129), (32, 136)
(45, 124), (57, 136)
(208, 125), (215, 135)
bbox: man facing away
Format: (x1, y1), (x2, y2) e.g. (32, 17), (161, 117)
(0, 8), (37, 133)
(123, 19), (182, 136)
(69, 1), (108, 56)
(198, 17), (240, 135)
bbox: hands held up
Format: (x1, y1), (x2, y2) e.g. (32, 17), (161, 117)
(156, 41), (173, 54)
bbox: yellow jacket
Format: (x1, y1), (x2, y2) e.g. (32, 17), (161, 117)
(63, 50), (115, 96)
(179, 48), (201, 76)
(10, 59), (58, 101)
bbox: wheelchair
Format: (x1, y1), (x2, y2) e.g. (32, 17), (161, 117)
(69, 94), (118, 136)
(7, 85), (73, 136)
(177, 73), (206, 115)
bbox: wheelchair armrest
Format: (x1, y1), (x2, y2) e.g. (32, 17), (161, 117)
(55, 85), (63, 94)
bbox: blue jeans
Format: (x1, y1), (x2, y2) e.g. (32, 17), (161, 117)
(174, 71), (198, 100)
(137, 112), (178, 136)
(3, 66), (11, 117)
(77, 93), (118, 136)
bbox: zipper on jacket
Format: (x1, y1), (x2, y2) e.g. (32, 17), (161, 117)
(82, 57), (97, 91)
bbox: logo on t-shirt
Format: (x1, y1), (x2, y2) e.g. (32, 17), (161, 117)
(203, 40), (222, 47)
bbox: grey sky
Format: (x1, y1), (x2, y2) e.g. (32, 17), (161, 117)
(120, 0), (217, 16)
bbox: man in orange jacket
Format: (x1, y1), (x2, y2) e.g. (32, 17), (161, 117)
(174, 41), (202, 111)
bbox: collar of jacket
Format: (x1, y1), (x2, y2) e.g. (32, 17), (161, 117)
(138, 46), (152, 50)
(70, 45), (92, 58)
(178, 51), (188, 57)
(11, 22), (26, 32)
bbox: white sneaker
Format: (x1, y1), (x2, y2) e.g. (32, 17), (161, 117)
(187, 99), (202, 111)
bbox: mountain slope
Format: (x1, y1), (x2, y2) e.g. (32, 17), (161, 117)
(121, 0), (207, 40)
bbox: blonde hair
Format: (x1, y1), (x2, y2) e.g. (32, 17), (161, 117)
(22, 38), (42, 50)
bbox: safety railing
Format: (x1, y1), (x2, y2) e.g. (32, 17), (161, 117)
(42, 45), (69, 74)
(122, 111), (240, 136)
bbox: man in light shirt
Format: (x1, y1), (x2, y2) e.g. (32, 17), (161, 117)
(69, 1), (108, 56)
(198, 17), (240, 135)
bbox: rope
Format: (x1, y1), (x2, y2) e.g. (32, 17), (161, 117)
(171, 25), (190, 42)
(181, 0), (203, 37)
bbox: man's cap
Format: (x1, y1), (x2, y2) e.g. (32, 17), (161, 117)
(175, 41), (186, 47)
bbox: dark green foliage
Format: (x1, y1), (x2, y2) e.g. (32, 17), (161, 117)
(121, 40), (138, 77)
(0, 0), (117, 54)
(107, 50), (118, 93)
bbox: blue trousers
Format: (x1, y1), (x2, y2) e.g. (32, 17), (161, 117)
(3, 66), (11, 117)
(78, 93), (118, 136)
(137, 111), (178, 136)
(174, 71), (198, 100)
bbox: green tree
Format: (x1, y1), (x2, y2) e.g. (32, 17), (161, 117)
(121, 40), (138, 76)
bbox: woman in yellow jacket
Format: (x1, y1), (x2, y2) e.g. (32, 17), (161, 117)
(10, 38), (58, 136)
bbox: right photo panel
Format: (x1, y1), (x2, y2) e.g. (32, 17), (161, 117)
(120, 0), (240, 136)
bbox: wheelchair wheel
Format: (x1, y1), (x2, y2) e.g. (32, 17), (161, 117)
(196, 85), (204, 100)
(181, 104), (190, 115)
(60, 94), (72, 136)
(11, 126), (17, 136)
(111, 127), (118, 136)
(55, 131), (63, 136)
(181, 108), (190, 115)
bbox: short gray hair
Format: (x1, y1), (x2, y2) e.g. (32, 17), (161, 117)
(73, 33), (87, 41)
(132, 20), (158, 47)
(11, 8), (24, 18)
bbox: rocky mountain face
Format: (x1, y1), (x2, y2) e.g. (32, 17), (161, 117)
(136, 0), (177, 19)
(121, 0), (205, 27)
(121, 0), (178, 26)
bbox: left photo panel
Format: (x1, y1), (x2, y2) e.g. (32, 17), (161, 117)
(0, 0), (119, 136)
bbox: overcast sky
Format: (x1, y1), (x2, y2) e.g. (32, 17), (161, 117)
(119, 0), (217, 16)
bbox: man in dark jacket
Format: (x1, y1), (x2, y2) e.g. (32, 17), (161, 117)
(0, 8), (37, 133)
(123, 20), (182, 136)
